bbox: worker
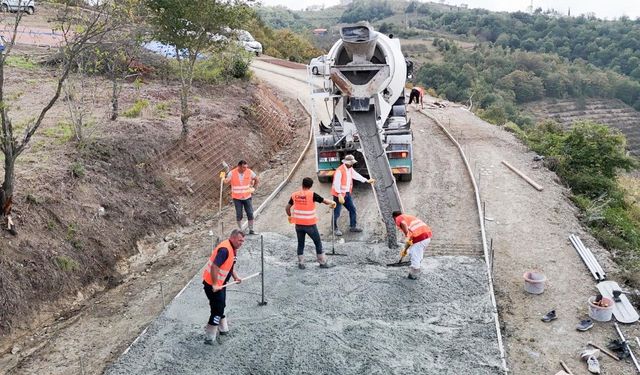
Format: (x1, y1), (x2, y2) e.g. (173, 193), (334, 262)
(392, 211), (432, 280)
(202, 229), (245, 345)
(331, 154), (375, 236)
(408, 86), (424, 109)
(221, 160), (259, 234)
(286, 177), (337, 269)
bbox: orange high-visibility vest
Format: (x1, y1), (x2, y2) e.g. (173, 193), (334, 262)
(230, 167), (253, 200)
(396, 214), (431, 241)
(331, 164), (351, 197)
(202, 239), (236, 287)
(291, 190), (318, 225)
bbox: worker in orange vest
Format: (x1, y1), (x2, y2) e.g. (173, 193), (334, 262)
(221, 160), (259, 234)
(331, 154), (375, 236)
(409, 86), (424, 109)
(286, 177), (337, 269)
(392, 211), (432, 279)
(202, 229), (246, 345)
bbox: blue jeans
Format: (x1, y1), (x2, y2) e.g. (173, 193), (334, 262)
(295, 224), (323, 255)
(233, 198), (254, 221)
(333, 192), (357, 229)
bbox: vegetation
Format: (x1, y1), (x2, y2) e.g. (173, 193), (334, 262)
(54, 256), (79, 272)
(341, 0), (394, 23)
(522, 121), (639, 271)
(417, 42), (640, 125)
(145, 0), (254, 136)
(404, 3), (640, 80)
(247, 18), (322, 63)
(123, 98), (150, 118)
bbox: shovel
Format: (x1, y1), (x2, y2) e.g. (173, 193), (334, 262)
(386, 242), (411, 267)
(218, 161), (230, 214)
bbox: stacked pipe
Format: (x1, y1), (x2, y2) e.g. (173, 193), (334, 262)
(569, 234), (606, 281)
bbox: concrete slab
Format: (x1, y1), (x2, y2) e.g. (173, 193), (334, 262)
(105, 233), (502, 375)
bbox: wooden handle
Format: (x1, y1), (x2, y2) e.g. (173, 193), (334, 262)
(560, 361), (573, 375)
(587, 342), (620, 361)
(502, 160), (543, 191)
(220, 272), (260, 289)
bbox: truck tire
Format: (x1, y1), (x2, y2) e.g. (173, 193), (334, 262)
(312, 66), (319, 75)
(26, 6), (34, 14)
(318, 175), (331, 183)
(399, 173), (412, 182)
(1, 4), (8, 12)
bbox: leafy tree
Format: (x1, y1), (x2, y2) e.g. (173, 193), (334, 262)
(340, 0), (393, 23)
(145, 0), (254, 136)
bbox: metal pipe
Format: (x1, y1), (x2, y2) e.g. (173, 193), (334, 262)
(570, 234), (605, 280)
(259, 235), (267, 306)
(573, 235), (606, 279)
(614, 322), (640, 373)
(569, 235), (599, 280)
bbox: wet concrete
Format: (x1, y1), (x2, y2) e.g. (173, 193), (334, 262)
(106, 232), (502, 375)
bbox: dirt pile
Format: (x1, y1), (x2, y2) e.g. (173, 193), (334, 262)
(105, 233), (503, 375)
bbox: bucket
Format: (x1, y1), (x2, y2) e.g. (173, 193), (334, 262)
(523, 271), (546, 294)
(588, 296), (614, 322)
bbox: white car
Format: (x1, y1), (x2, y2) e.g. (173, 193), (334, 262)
(236, 29), (262, 56)
(309, 55), (330, 75)
(1, 0), (35, 14)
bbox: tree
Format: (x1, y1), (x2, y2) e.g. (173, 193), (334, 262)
(0, 2), (124, 233)
(145, 0), (254, 136)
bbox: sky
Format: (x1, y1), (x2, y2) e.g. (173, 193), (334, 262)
(258, 0), (640, 20)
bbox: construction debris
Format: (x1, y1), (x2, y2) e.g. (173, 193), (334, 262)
(501, 160), (544, 191)
(569, 234), (606, 281)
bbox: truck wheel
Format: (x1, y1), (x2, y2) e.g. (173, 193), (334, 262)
(399, 173), (412, 182)
(1, 4), (8, 12)
(312, 67), (319, 75)
(318, 175), (331, 183)
(26, 6), (34, 14)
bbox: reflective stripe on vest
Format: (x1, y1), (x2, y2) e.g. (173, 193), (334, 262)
(202, 239), (236, 287)
(398, 214), (431, 240)
(331, 164), (351, 197)
(291, 190), (317, 225)
(230, 167), (253, 200)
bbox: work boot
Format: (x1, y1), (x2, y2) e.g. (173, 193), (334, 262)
(349, 227), (363, 233)
(319, 262), (335, 269)
(334, 229), (343, 236)
(541, 310), (557, 322)
(298, 263), (306, 270)
(407, 273), (419, 280)
(576, 319), (594, 332)
(249, 229), (256, 235)
(219, 318), (229, 335)
(204, 325), (218, 345)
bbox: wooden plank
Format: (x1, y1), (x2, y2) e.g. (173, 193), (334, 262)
(502, 160), (544, 191)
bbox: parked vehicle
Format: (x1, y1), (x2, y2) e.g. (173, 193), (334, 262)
(309, 55), (329, 75)
(236, 30), (262, 56)
(1, 0), (35, 14)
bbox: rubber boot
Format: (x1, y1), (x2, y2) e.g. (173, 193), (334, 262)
(318, 254), (335, 268)
(204, 324), (218, 345)
(219, 318), (229, 335)
(248, 220), (255, 235)
(298, 255), (306, 269)
(407, 267), (420, 280)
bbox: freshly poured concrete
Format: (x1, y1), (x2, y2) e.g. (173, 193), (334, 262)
(106, 233), (501, 375)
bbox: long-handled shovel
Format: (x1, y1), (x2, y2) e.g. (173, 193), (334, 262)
(218, 161), (230, 214)
(327, 206), (347, 256)
(386, 242), (412, 267)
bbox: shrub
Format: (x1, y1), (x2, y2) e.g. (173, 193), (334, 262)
(70, 162), (85, 178)
(54, 256), (79, 272)
(123, 99), (150, 118)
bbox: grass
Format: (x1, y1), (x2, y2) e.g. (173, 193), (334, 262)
(123, 99), (150, 118)
(54, 256), (79, 272)
(70, 162), (85, 178)
(5, 56), (38, 70)
(42, 121), (74, 144)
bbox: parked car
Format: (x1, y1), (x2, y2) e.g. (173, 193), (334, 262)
(1, 0), (35, 14)
(309, 55), (329, 75)
(235, 29), (262, 56)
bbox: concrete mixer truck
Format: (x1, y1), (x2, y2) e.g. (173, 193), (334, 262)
(310, 23), (414, 247)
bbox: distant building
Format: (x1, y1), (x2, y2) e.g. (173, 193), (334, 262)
(459, 3), (468, 9)
(313, 28), (328, 36)
(340, 0), (352, 5)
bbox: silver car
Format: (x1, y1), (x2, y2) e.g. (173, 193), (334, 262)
(309, 55), (329, 75)
(1, 0), (35, 14)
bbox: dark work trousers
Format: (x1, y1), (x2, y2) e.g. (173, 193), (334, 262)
(233, 198), (254, 221)
(409, 89), (421, 104)
(332, 192), (357, 229)
(295, 224), (323, 255)
(203, 281), (226, 326)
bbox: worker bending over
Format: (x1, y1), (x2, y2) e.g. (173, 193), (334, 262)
(287, 177), (336, 269)
(221, 160), (258, 234)
(408, 86), (424, 109)
(202, 229), (246, 345)
(331, 154), (375, 236)
(392, 211), (432, 279)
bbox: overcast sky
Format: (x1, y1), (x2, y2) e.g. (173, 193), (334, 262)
(258, 0), (640, 20)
